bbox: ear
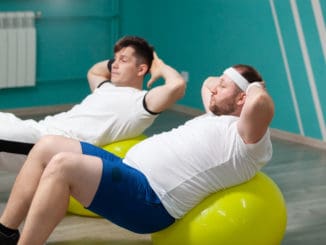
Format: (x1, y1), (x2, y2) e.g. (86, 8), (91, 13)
(236, 92), (247, 106)
(137, 64), (148, 76)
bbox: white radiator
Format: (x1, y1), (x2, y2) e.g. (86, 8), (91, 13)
(0, 11), (36, 88)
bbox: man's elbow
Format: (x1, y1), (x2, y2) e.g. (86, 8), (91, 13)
(174, 78), (187, 99)
(254, 93), (275, 124)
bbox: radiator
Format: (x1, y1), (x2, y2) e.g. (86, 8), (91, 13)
(0, 11), (36, 89)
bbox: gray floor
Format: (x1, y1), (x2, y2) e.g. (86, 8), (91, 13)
(1, 109), (326, 244)
(264, 138), (326, 245)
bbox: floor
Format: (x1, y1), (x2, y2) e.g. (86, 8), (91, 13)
(1, 109), (326, 244)
(264, 138), (326, 245)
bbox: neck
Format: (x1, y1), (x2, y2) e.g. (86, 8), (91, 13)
(111, 79), (143, 90)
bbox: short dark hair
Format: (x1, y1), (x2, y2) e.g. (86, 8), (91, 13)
(114, 36), (154, 74)
(233, 64), (263, 83)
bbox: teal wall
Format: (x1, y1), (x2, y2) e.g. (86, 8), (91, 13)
(120, 0), (326, 141)
(0, 0), (119, 108)
(0, 0), (326, 142)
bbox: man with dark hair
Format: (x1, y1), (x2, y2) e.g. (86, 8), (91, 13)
(0, 36), (186, 172)
(0, 64), (274, 244)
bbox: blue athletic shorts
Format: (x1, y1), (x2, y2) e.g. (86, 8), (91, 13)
(80, 142), (175, 234)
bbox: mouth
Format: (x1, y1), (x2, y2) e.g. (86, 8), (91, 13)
(111, 72), (119, 77)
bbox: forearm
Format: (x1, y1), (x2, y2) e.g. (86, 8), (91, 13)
(238, 85), (274, 143)
(160, 63), (186, 99)
(201, 77), (217, 112)
(88, 60), (111, 77)
(145, 55), (186, 113)
(87, 60), (111, 91)
(244, 84), (274, 117)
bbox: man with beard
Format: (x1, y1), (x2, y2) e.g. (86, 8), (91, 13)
(0, 64), (274, 244)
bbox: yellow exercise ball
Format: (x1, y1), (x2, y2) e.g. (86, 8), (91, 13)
(67, 135), (147, 217)
(152, 172), (287, 245)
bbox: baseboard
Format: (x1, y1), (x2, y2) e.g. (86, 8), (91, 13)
(3, 104), (75, 118)
(270, 128), (326, 150)
(171, 104), (204, 116)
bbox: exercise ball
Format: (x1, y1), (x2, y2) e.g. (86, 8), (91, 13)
(67, 135), (147, 217)
(152, 172), (287, 245)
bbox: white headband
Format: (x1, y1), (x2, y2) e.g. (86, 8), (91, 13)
(223, 67), (249, 91)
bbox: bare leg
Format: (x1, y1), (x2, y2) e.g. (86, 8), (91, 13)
(18, 151), (103, 245)
(0, 135), (82, 229)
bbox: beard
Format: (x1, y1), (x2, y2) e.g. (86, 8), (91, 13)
(209, 89), (240, 116)
(209, 101), (237, 116)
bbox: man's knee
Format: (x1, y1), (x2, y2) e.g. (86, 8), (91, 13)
(32, 136), (65, 163)
(35, 135), (59, 150)
(44, 152), (79, 178)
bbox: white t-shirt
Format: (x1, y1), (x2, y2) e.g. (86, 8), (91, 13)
(124, 113), (273, 219)
(39, 82), (157, 145)
(0, 82), (158, 172)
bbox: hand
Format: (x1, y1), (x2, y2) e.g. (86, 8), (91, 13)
(147, 52), (164, 88)
(203, 76), (219, 92)
(246, 81), (266, 94)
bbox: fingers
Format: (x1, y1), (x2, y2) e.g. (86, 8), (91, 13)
(147, 78), (154, 88)
(153, 51), (158, 59)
